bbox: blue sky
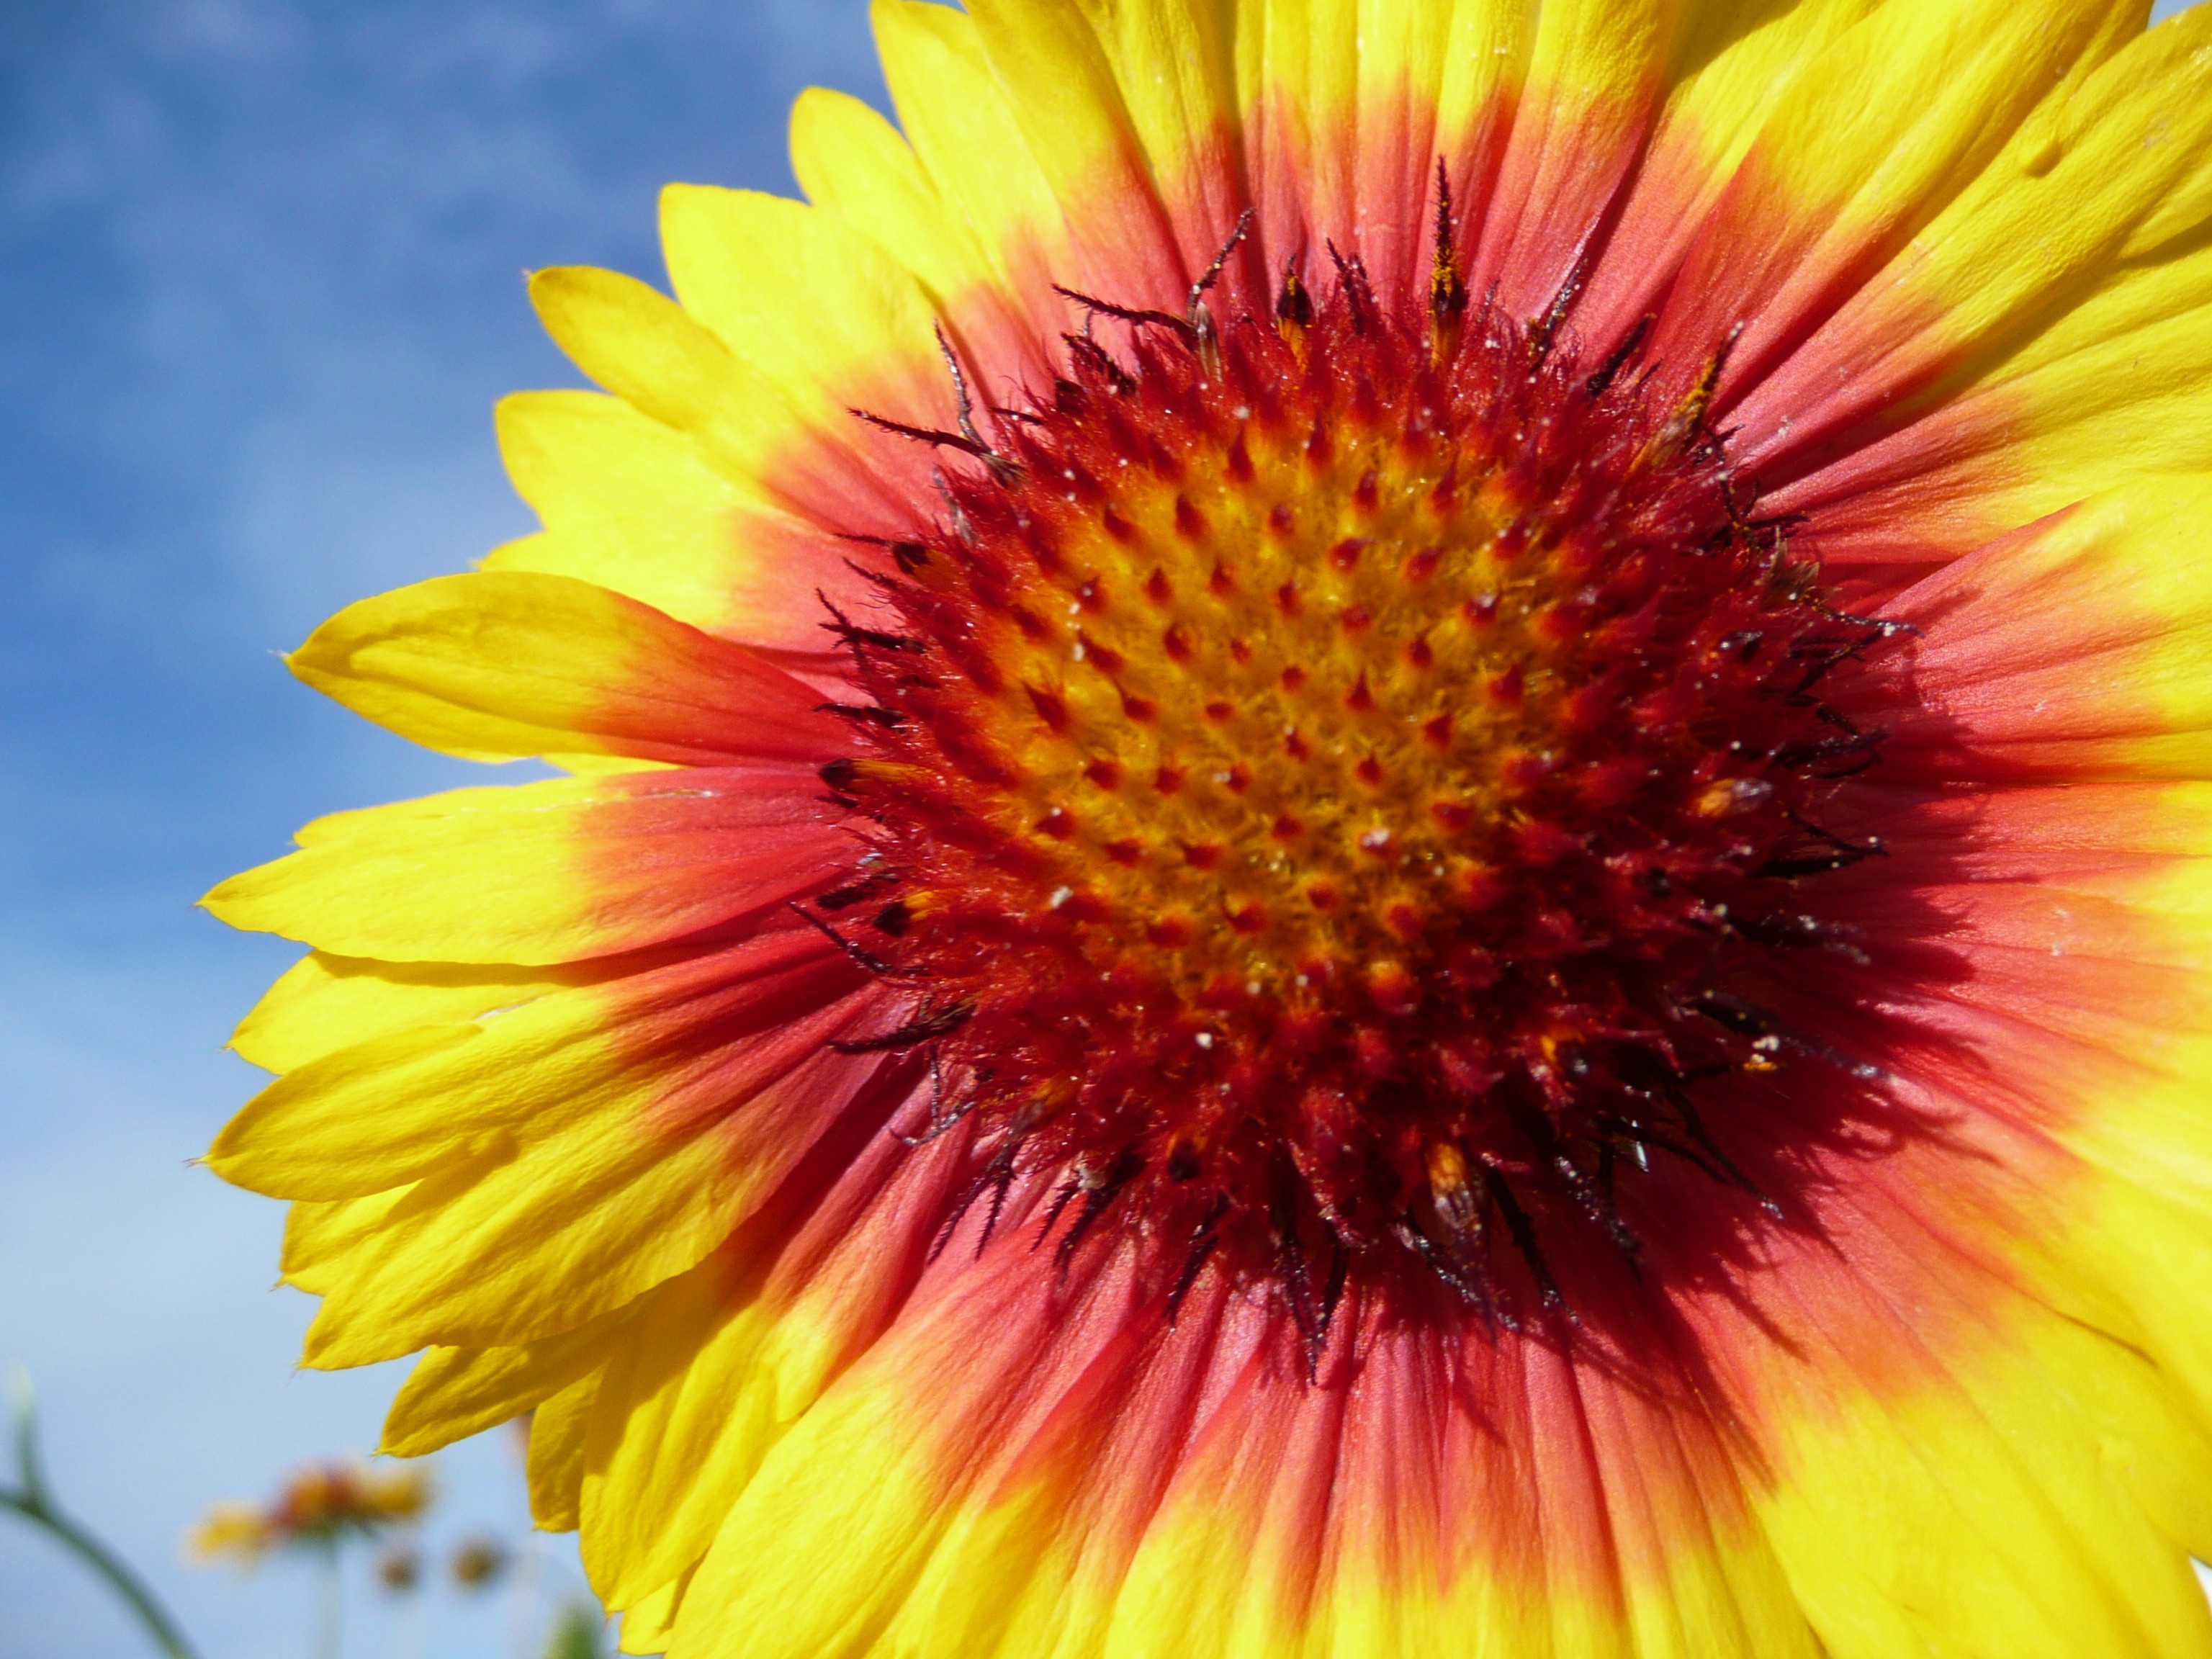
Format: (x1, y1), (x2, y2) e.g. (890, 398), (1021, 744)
(0, 1), (2203, 1656)
(0, 4), (881, 1654)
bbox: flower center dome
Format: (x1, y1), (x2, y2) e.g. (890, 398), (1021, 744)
(819, 253), (1901, 1335)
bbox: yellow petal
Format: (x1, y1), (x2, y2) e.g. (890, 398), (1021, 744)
(214, 1025), (495, 1202)
(1737, 1), (2211, 476)
(1748, 1272), (2212, 1658)
(271, 955), (888, 1362)
(582, 1256), (804, 1610)
(617, 1566), (696, 1655)
(532, 197), (961, 601)
(789, 85), (1056, 387)
(984, 0), (1245, 280)
(528, 1372), (599, 1532)
(287, 571), (842, 767)
(1575, 0), (1883, 344)
(667, 1231), (1812, 1659)
(529, 263), (917, 537)
(214, 930), (868, 1198)
(233, 953), (612, 1077)
(788, 86), (999, 312)
(659, 183), (953, 449)
(281, 1189), (416, 1295)
(1353, 0), (1527, 300)
(2072, 1170), (2212, 1454)
(582, 1122), (960, 1611)
(484, 392), (855, 657)
(528, 266), (746, 444)
(1763, 235), (2212, 563)
(958, 0), (1196, 305)
(381, 1303), (637, 1458)
(1881, 477), (2212, 781)
(300, 1128), (732, 1367)
(1470, 0), (1681, 315)
(870, 0), (1069, 311)
(204, 770), (850, 966)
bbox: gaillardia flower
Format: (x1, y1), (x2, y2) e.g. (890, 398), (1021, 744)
(206, 0), (2212, 1653)
(188, 1463), (429, 1568)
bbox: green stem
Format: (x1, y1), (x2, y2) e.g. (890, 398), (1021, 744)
(0, 1486), (202, 1659)
(0, 1370), (200, 1659)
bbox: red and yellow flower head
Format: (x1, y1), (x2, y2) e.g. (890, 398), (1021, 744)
(204, 0), (2212, 1653)
(189, 1462), (428, 1568)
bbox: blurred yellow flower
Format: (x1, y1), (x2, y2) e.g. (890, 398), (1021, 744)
(187, 1462), (429, 1569)
(184, 1501), (271, 1567)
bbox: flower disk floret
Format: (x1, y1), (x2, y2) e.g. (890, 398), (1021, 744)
(821, 250), (1916, 1340)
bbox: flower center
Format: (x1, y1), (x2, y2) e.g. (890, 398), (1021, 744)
(815, 253), (1905, 1339)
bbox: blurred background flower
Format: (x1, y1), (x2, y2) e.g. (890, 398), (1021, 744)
(187, 1462), (428, 1659)
(373, 1545), (419, 1594)
(188, 1462), (428, 1570)
(184, 1503), (271, 1570)
(176, 1448), (590, 1656)
(448, 1536), (507, 1591)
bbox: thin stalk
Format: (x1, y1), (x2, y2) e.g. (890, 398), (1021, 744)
(392, 1570), (426, 1659)
(314, 1543), (343, 1659)
(0, 1371), (201, 1659)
